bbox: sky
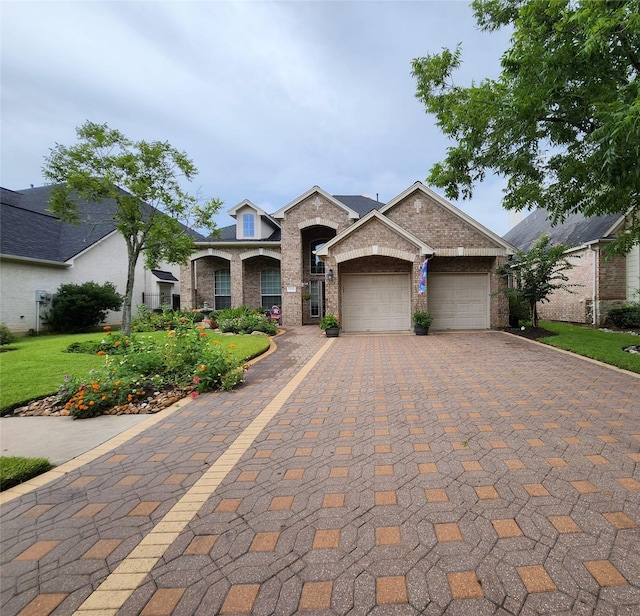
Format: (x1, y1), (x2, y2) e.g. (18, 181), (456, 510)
(1, 0), (515, 235)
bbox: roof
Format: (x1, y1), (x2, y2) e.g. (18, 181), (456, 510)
(332, 195), (383, 217)
(1, 185), (205, 263)
(502, 208), (623, 252)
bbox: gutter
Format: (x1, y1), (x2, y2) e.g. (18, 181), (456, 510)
(0, 253), (70, 268)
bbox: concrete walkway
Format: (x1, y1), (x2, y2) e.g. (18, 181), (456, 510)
(1, 328), (639, 615)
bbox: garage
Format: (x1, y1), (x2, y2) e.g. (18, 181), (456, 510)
(427, 273), (489, 330)
(341, 273), (411, 333)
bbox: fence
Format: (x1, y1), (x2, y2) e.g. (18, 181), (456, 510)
(141, 293), (181, 311)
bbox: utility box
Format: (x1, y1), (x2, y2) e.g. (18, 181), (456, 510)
(35, 290), (48, 303)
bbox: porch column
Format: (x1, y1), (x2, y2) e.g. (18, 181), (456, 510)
(230, 254), (243, 306)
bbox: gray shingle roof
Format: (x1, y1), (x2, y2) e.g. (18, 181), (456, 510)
(502, 208), (622, 252)
(1, 185), (205, 262)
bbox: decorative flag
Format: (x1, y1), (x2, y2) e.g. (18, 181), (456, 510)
(419, 259), (428, 294)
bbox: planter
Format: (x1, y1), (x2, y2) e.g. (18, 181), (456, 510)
(414, 326), (430, 336)
(325, 327), (340, 338)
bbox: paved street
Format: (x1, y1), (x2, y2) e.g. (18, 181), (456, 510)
(1, 328), (639, 615)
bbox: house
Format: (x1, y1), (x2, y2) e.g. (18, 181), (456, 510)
(181, 182), (515, 332)
(0, 185), (199, 334)
(503, 208), (640, 325)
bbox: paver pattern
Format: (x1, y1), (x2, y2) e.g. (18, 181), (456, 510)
(1, 328), (639, 615)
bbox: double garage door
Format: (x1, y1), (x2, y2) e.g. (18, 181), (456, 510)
(341, 273), (489, 332)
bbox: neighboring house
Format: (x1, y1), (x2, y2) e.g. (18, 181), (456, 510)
(181, 182), (515, 332)
(503, 209), (640, 325)
(0, 185), (198, 334)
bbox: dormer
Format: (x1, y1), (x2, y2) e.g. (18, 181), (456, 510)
(228, 200), (280, 241)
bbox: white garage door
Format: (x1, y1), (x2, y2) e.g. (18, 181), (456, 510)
(342, 274), (411, 333)
(428, 273), (489, 330)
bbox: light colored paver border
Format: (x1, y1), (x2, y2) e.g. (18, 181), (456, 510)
(74, 337), (334, 615)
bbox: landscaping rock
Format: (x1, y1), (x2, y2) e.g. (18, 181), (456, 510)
(11, 387), (192, 418)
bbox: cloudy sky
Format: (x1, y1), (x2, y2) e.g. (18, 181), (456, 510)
(1, 0), (514, 234)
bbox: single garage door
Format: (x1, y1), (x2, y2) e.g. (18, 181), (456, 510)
(428, 273), (489, 330)
(342, 274), (411, 333)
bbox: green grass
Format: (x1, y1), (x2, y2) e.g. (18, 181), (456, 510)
(538, 321), (640, 373)
(0, 331), (270, 413)
(0, 456), (54, 491)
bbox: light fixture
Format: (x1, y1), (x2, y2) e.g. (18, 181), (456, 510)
(327, 268), (334, 282)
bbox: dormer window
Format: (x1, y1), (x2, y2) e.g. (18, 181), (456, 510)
(243, 213), (255, 238)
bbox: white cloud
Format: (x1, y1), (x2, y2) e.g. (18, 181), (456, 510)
(1, 0), (512, 233)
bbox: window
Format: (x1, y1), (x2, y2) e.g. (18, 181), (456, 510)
(214, 269), (231, 309)
(310, 280), (323, 317)
(310, 239), (326, 274)
(261, 268), (281, 309)
(243, 213), (255, 238)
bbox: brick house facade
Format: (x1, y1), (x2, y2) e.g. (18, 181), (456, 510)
(181, 182), (515, 332)
(503, 209), (640, 326)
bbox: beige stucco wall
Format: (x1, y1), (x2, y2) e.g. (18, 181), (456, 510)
(1, 232), (181, 334)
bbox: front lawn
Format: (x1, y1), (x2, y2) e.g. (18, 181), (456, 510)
(0, 331), (270, 413)
(538, 321), (640, 373)
(0, 456), (54, 491)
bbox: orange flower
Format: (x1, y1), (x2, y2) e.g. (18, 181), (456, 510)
(97, 350), (105, 356)
(103, 325), (111, 331)
(200, 332), (207, 338)
(114, 340), (121, 346)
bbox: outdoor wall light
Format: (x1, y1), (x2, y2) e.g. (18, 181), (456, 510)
(327, 268), (334, 282)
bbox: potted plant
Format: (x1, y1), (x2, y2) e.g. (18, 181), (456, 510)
(319, 313), (340, 337)
(413, 311), (432, 335)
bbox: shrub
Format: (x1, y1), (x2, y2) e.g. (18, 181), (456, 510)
(607, 303), (640, 329)
(319, 314), (339, 330)
(218, 308), (277, 335)
(131, 304), (205, 332)
(0, 323), (17, 346)
(57, 325), (244, 418)
(412, 311), (432, 328)
(45, 281), (122, 333)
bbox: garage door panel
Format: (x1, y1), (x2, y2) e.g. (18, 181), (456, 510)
(342, 274), (411, 332)
(428, 274), (489, 330)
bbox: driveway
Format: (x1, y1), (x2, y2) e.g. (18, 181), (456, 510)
(1, 328), (639, 615)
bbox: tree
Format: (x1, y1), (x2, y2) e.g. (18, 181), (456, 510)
(45, 281), (123, 333)
(43, 121), (222, 334)
(411, 0), (640, 254)
(496, 234), (576, 327)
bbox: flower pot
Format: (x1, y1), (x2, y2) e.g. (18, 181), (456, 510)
(325, 327), (340, 337)
(414, 326), (429, 336)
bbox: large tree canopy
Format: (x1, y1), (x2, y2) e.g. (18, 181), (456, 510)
(412, 0), (640, 254)
(43, 121), (223, 334)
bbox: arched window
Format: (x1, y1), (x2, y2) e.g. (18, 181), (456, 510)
(261, 268), (281, 309)
(310, 239), (326, 274)
(214, 269), (231, 309)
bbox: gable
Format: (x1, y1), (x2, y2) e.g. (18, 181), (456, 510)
(316, 210), (433, 263)
(381, 182), (513, 252)
(273, 186), (359, 222)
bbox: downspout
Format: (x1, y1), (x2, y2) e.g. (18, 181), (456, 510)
(590, 245), (598, 326)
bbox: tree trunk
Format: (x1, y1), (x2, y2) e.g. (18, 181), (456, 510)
(530, 301), (539, 328)
(121, 243), (139, 335)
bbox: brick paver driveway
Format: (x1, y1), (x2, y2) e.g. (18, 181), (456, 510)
(1, 329), (639, 615)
